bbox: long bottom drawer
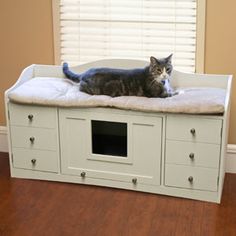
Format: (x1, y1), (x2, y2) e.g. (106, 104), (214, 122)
(165, 164), (218, 192)
(12, 148), (59, 173)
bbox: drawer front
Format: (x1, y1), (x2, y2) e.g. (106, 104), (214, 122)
(165, 164), (218, 191)
(11, 126), (57, 151)
(12, 148), (59, 173)
(9, 103), (57, 128)
(166, 116), (222, 144)
(166, 140), (220, 168)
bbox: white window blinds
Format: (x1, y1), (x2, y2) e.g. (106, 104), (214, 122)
(59, 0), (198, 72)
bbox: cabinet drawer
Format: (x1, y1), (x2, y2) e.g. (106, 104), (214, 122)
(12, 148), (59, 173)
(166, 140), (220, 168)
(9, 103), (57, 128)
(165, 164), (218, 191)
(11, 126), (57, 151)
(166, 116), (222, 144)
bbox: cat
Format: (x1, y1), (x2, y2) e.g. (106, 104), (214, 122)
(62, 54), (176, 98)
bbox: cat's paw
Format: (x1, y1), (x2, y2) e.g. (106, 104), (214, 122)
(162, 91), (178, 98)
(171, 91), (179, 96)
(159, 91), (169, 98)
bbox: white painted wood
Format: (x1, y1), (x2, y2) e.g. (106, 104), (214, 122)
(4, 65), (35, 93)
(59, 109), (162, 185)
(217, 74), (233, 202)
(70, 59), (149, 73)
(2, 123), (236, 174)
(166, 116), (222, 144)
(9, 103), (57, 129)
(86, 110), (134, 165)
(227, 144), (236, 153)
(33, 60), (148, 78)
(3, 60), (233, 203)
(10, 126), (57, 151)
(226, 144), (236, 173)
(131, 117), (162, 185)
(171, 70), (230, 89)
(6, 102), (60, 175)
(226, 152), (236, 174)
(12, 148), (59, 173)
(166, 140), (221, 168)
(33, 65), (65, 78)
(165, 164), (218, 191)
(10, 167), (220, 203)
(5, 61), (231, 90)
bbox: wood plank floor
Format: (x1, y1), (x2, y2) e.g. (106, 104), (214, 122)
(0, 152), (236, 236)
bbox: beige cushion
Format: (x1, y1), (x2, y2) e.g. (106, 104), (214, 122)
(8, 77), (226, 114)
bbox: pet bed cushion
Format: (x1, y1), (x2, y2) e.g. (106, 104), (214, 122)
(8, 77), (226, 114)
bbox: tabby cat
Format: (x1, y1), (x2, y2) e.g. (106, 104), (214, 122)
(62, 55), (176, 98)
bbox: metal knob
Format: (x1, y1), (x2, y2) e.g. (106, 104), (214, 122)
(188, 176), (194, 183)
(81, 172), (86, 178)
(29, 137), (35, 143)
(189, 153), (195, 160)
(190, 128), (196, 135)
(132, 178), (137, 185)
(28, 114), (34, 121)
(31, 159), (36, 165)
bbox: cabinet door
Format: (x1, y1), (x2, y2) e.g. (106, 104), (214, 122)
(59, 109), (162, 186)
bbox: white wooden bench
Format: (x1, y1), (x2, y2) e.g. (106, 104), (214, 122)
(5, 59), (232, 203)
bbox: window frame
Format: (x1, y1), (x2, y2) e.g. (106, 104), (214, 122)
(52, 0), (206, 73)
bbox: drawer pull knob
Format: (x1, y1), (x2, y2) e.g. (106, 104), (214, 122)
(81, 172), (86, 178)
(188, 176), (194, 183)
(132, 178), (137, 185)
(189, 153), (195, 159)
(31, 159), (36, 165)
(28, 114), (34, 121)
(29, 137), (35, 143)
(190, 128), (196, 135)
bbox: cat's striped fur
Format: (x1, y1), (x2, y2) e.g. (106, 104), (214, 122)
(63, 55), (175, 98)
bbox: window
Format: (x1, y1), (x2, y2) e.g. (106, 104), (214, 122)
(53, 0), (206, 72)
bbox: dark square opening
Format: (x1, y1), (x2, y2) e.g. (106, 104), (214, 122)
(91, 120), (127, 157)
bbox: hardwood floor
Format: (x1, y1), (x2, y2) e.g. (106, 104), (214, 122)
(0, 152), (236, 236)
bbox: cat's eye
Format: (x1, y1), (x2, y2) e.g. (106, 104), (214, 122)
(157, 69), (162, 73)
(166, 68), (171, 73)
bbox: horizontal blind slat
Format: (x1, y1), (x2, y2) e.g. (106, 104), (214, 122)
(61, 46), (196, 54)
(61, 37), (196, 47)
(60, 7), (196, 16)
(60, 22), (196, 30)
(59, 0), (197, 72)
(61, 13), (196, 23)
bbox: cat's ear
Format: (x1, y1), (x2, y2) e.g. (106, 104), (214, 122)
(166, 54), (173, 63)
(150, 56), (159, 66)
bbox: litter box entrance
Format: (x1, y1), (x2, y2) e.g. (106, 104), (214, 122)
(91, 120), (127, 157)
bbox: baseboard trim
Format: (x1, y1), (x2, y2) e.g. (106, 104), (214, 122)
(0, 126), (8, 153)
(0, 125), (236, 173)
(226, 144), (236, 173)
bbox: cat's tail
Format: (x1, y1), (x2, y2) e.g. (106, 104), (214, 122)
(62, 62), (81, 82)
